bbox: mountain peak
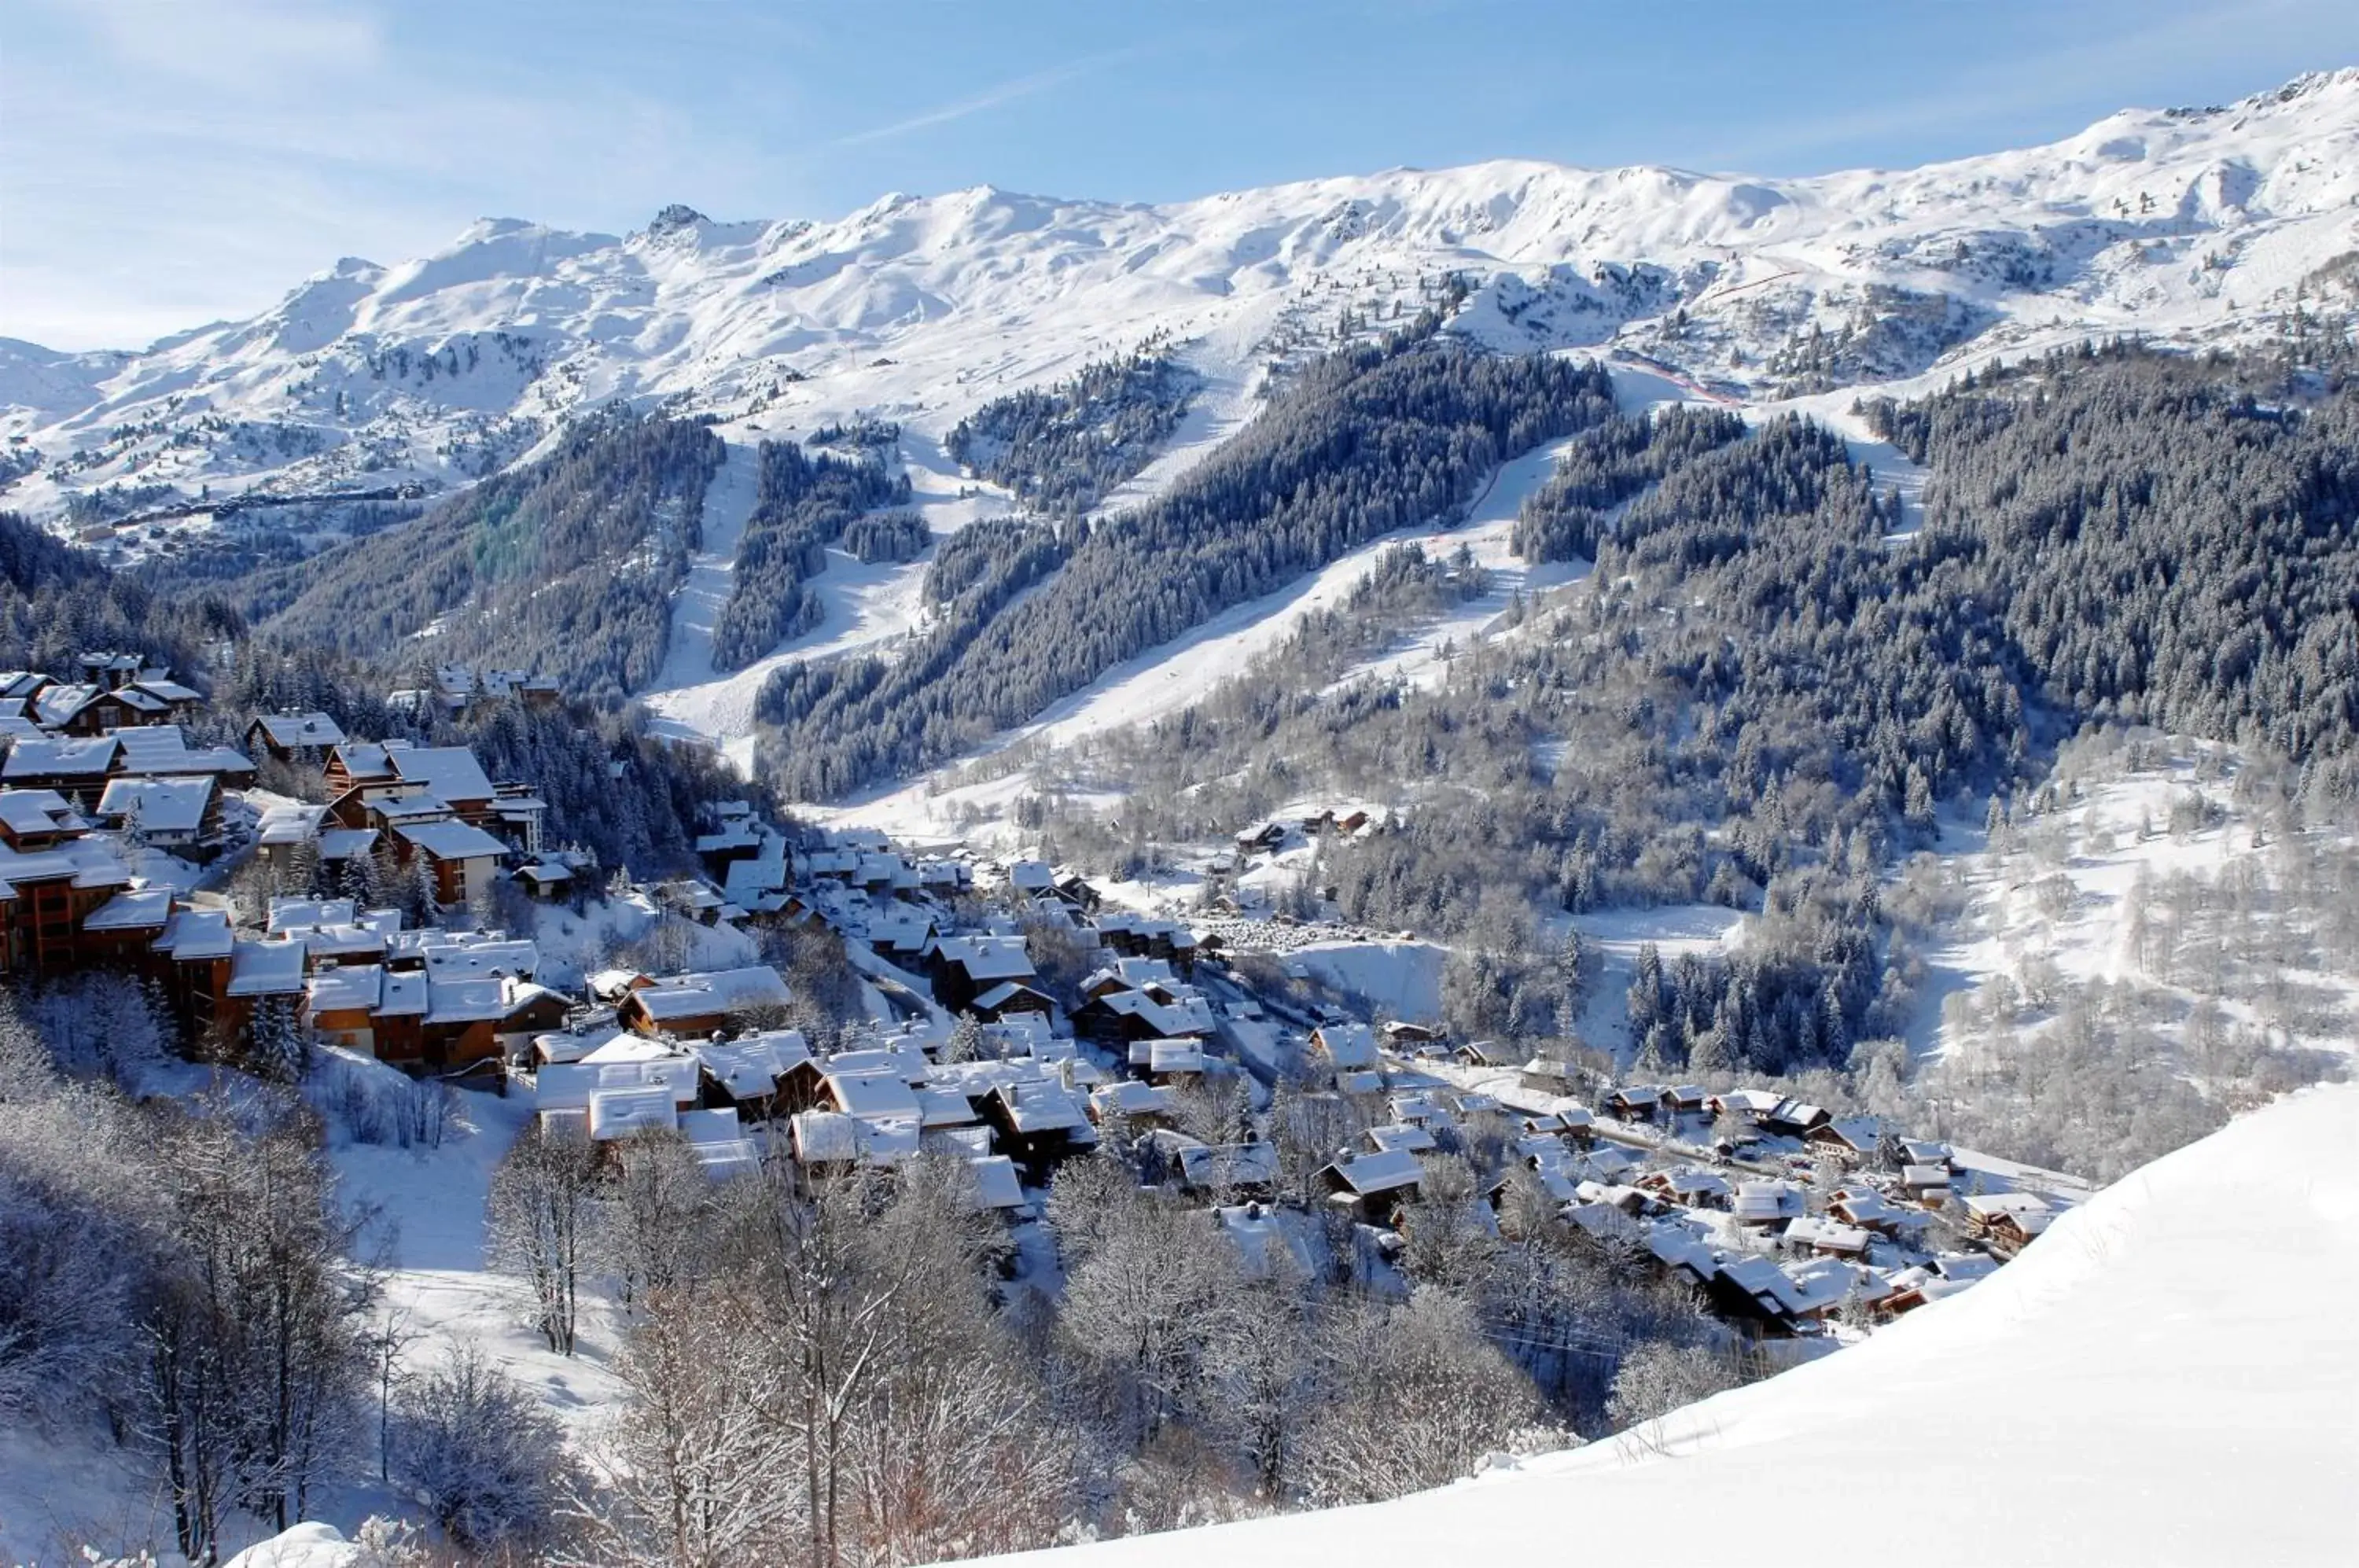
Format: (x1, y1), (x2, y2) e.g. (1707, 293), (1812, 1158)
(648, 203), (710, 235)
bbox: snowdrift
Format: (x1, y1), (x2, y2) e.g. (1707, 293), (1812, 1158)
(979, 1083), (2359, 1568)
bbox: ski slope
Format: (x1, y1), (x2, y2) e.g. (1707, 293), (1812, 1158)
(980, 1082), (2359, 1568)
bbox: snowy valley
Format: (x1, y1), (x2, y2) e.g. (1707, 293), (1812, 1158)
(2, 58), (2358, 1568)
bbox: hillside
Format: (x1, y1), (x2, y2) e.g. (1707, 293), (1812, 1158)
(977, 1083), (2359, 1568)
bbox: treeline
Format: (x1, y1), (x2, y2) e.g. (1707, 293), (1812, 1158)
(757, 334), (1618, 797)
(220, 407), (725, 706)
(841, 509), (930, 564)
(708, 439), (911, 672)
(1510, 404), (1748, 562)
(1862, 343), (2359, 792)
(946, 344), (1200, 516)
(0, 509), (243, 677)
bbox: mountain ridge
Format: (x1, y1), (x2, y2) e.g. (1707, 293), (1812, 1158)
(7, 67), (2358, 537)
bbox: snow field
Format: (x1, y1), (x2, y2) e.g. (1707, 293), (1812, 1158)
(981, 1081), (2359, 1568)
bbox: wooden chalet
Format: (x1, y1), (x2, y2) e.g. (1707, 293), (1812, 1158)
(95, 774), (222, 852)
(0, 788), (137, 972)
(970, 980), (1058, 1021)
(1807, 1115), (1886, 1166)
(615, 966), (793, 1038)
(1315, 1147), (1423, 1225)
(1604, 1084), (1673, 1123)
(978, 1078), (1098, 1182)
(927, 934), (1037, 1014)
(245, 712), (348, 763)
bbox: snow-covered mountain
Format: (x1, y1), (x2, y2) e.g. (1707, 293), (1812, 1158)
(9, 69), (2359, 531)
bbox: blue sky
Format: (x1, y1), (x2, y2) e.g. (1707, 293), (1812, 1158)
(6, 0), (2357, 350)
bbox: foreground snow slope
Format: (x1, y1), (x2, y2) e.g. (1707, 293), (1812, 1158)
(978, 1083), (2359, 1568)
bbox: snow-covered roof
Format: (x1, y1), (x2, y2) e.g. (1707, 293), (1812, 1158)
(305, 965), (386, 1014)
(966, 1154), (1027, 1211)
(1132, 1037), (1206, 1074)
(256, 802), (329, 846)
(933, 933), (1036, 981)
(153, 905), (233, 960)
(790, 1110), (918, 1167)
(270, 896), (359, 933)
(318, 826), (377, 860)
(1816, 1114), (1886, 1151)
(1312, 1021), (1378, 1069)
(1323, 1147), (1423, 1197)
(694, 1031), (811, 1099)
(679, 1106), (745, 1147)
(1089, 984), (1216, 1037)
(2, 734), (116, 778)
(1786, 1216), (1875, 1256)
(1831, 1187), (1920, 1231)
(396, 819), (510, 862)
(579, 1033), (679, 1066)
(993, 1079), (1092, 1136)
(1092, 1080), (1176, 1120)
(1367, 1122), (1437, 1155)
(424, 977), (510, 1023)
(386, 745), (495, 801)
(83, 885), (175, 931)
(1652, 1166), (1734, 1201)
(98, 774), (212, 835)
(589, 1085), (679, 1140)
(252, 712), (347, 749)
(1960, 1191), (2055, 1221)
(1176, 1141), (1280, 1191)
(627, 966), (792, 1021)
(970, 978), (1048, 1011)
(827, 1068), (923, 1121)
(112, 727), (250, 778)
(1783, 1255), (1890, 1315)
(0, 788), (82, 839)
(419, 935), (539, 979)
(830, 1043), (929, 1084)
(378, 970), (427, 1017)
(227, 937), (307, 996)
(535, 1055), (698, 1110)
(918, 1086), (983, 1128)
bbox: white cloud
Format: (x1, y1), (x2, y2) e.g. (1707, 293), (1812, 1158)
(834, 49), (1141, 148)
(74, 0), (388, 84)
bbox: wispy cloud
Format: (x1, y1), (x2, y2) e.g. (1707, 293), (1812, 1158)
(833, 49), (1136, 148)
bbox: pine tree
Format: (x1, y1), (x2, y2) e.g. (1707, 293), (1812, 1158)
(247, 995), (309, 1083)
(942, 1010), (984, 1063)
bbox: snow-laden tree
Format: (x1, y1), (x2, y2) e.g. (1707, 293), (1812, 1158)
(0, 1022), (168, 1424)
(598, 1127), (714, 1313)
(1056, 1187), (1239, 1444)
(940, 1010), (984, 1064)
(487, 1120), (603, 1355)
(394, 1343), (577, 1554)
(1604, 1339), (1747, 1433)
(245, 995), (308, 1084)
(1297, 1288), (1553, 1507)
(141, 1097), (373, 1557)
